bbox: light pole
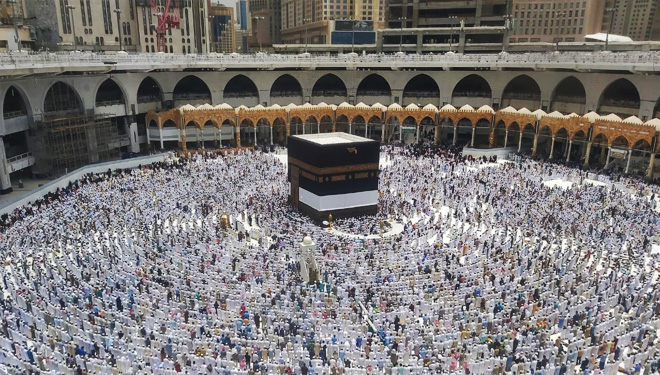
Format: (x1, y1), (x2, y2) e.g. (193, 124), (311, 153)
(349, 17), (355, 53)
(448, 15), (457, 52)
(114, 8), (123, 51)
(7, 0), (20, 52)
(605, 7), (618, 51)
(554, 11), (566, 51)
(65, 4), (77, 51)
(398, 16), (407, 53)
(303, 18), (311, 53)
(252, 16), (264, 52)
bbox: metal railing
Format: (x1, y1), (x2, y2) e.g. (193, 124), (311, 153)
(0, 51), (659, 72)
(7, 152), (32, 164)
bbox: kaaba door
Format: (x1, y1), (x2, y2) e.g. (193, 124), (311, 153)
(290, 165), (300, 205)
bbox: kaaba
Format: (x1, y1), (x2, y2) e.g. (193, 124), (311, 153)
(288, 132), (380, 221)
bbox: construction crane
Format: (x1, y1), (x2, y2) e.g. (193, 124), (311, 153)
(148, 0), (180, 52)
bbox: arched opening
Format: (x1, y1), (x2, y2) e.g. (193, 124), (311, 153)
(270, 74), (303, 105)
(184, 121), (201, 150)
(351, 115), (366, 136)
(44, 82), (83, 115)
(312, 74), (347, 104)
(137, 77), (163, 105)
(3, 86), (27, 119)
(161, 119), (179, 150)
(239, 119), (255, 146)
(437, 117), (454, 145)
(506, 122), (520, 149)
(290, 117), (303, 136)
(552, 128), (569, 159)
(536, 126), (552, 158)
(550, 76), (586, 114)
(628, 139), (653, 175)
(384, 116), (400, 143)
(304, 116), (318, 134)
(519, 123), (536, 154)
(606, 136), (631, 171)
(456, 118), (473, 146)
(587, 133), (609, 168)
(473, 119), (491, 147)
(203, 120), (221, 148)
(569, 130), (588, 164)
(356, 74), (391, 104)
(452, 74), (492, 107)
(256, 118), (271, 145)
(319, 115), (334, 133)
(401, 116), (418, 144)
(335, 115), (349, 133)
(222, 119), (235, 147)
(366, 115), (381, 140)
(95, 79), (125, 108)
(501, 75), (541, 110)
(224, 75), (259, 107)
(273, 117), (287, 146)
(598, 79), (640, 118)
(402, 74), (440, 106)
(173, 75), (212, 106)
(419, 116), (436, 143)
(492, 121), (506, 148)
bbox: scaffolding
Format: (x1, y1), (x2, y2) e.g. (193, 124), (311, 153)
(33, 115), (124, 176)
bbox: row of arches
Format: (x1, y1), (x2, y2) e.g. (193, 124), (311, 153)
(1, 74), (654, 121)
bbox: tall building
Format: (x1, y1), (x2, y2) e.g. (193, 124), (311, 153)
(601, 0), (660, 41)
(280, 0), (385, 45)
(0, 0), (34, 51)
(385, 0), (508, 29)
(47, 0), (210, 53)
(249, 0), (281, 46)
(236, 0), (249, 30)
(509, 0), (605, 43)
(209, 3), (235, 53)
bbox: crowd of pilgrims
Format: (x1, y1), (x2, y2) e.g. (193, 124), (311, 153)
(0, 143), (658, 375)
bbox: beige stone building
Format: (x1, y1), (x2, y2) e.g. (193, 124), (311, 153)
(601, 0), (660, 41)
(209, 3), (235, 52)
(0, 0), (33, 51)
(280, 0), (384, 45)
(509, 0), (605, 43)
(54, 0), (210, 53)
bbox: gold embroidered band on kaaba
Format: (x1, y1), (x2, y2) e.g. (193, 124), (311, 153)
(288, 157), (379, 176)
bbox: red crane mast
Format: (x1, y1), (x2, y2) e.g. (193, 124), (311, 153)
(148, 0), (180, 52)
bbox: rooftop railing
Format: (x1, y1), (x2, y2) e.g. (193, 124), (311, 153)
(0, 51), (660, 72)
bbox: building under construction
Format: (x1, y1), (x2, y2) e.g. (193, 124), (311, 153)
(31, 115), (125, 176)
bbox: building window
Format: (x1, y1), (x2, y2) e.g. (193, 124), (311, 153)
(80, 0), (86, 26)
(129, 0), (134, 20)
(86, 0), (92, 26)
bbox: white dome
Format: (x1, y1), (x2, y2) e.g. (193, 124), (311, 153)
(477, 105), (495, 113)
(422, 104), (438, 111)
(355, 102), (370, 109)
(197, 103), (214, 110)
(645, 118), (660, 131)
(371, 103), (387, 110)
(623, 116), (644, 125)
(214, 103), (233, 110)
(270, 104), (282, 109)
(499, 106), (518, 113)
(518, 107), (532, 114)
(599, 113), (622, 122)
(547, 111), (567, 119)
(405, 103), (419, 110)
(338, 102), (353, 108)
(440, 104), (457, 112)
(458, 104), (475, 112)
(532, 109), (547, 120)
(303, 236), (313, 245)
(179, 104), (196, 112)
(388, 103), (403, 110)
(583, 111), (599, 123)
(251, 104), (266, 110)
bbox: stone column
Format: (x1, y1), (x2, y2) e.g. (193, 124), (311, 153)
(399, 125), (403, 142)
(236, 126), (241, 147)
(126, 118), (140, 153)
(583, 142), (592, 166)
(647, 152), (656, 178)
(253, 126), (257, 145)
(348, 121), (352, 134)
(517, 132), (523, 153)
(605, 146), (612, 167)
(625, 149), (632, 173)
(416, 125), (420, 143)
(159, 127), (164, 149)
(549, 137), (555, 159)
(317, 123), (320, 134)
(531, 134), (539, 157)
(434, 124), (441, 145)
(470, 127), (476, 147)
(504, 130), (509, 148)
(270, 126), (273, 145)
(0, 138), (12, 193)
(197, 128), (202, 149)
(452, 126), (457, 145)
(566, 140), (573, 162)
